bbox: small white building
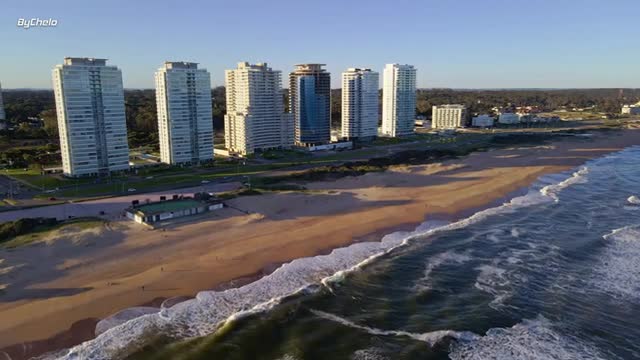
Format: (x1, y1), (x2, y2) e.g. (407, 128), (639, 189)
(126, 197), (223, 225)
(307, 141), (353, 152)
(622, 103), (640, 115)
(498, 113), (520, 124)
(471, 114), (494, 127)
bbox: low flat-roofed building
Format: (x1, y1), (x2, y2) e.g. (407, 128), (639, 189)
(498, 113), (520, 124)
(126, 197), (223, 225)
(432, 104), (468, 129)
(471, 114), (494, 127)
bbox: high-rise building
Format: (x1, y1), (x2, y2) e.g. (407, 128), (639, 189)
(289, 64), (331, 146)
(0, 81), (5, 122)
(431, 104), (468, 129)
(224, 62), (293, 156)
(341, 68), (379, 141)
(52, 57), (129, 177)
(155, 61), (214, 164)
(381, 64), (417, 137)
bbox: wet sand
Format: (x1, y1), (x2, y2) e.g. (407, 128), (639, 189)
(1, 130), (639, 359)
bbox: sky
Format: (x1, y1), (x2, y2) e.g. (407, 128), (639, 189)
(1, 0), (639, 89)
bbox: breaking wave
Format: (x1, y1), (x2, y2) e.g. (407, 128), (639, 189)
(449, 316), (613, 360)
(310, 309), (477, 347)
(589, 225), (640, 300)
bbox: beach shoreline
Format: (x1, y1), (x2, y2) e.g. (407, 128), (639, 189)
(1, 129), (639, 360)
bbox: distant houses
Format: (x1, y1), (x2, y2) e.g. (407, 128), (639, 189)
(622, 102), (640, 115)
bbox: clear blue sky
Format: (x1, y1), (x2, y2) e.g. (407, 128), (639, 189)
(1, 0), (638, 89)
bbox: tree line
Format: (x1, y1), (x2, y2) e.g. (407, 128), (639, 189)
(2, 87), (638, 150)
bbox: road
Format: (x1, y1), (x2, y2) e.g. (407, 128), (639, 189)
(0, 182), (241, 223)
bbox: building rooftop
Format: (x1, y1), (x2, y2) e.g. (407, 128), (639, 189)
(346, 67), (373, 72)
(132, 199), (203, 216)
(164, 61), (199, 69)
(293, 64), (327, 72)
(434, 104), (466, 109)
(237, 62), (272, 70)
(64, 57), (108, 66)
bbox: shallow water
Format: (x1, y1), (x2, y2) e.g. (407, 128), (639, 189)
(57, 146), (640, 360)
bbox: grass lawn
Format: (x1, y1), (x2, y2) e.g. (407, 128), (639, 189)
(3, 168), (94, 190)
(1, 217), (105, 249)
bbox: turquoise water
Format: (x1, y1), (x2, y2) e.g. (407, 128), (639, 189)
(60, 146), (640, 360)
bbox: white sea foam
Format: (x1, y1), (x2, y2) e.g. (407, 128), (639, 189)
(449, 316), (611, 360)
(627, 195), (640, 205)
(415, 250), (472, 291)
(94, 307), (159, 336)
(473, 263), (512, 307)
(275, 354), (299, 360)
(310, 309), (477, 347)
(540, 166), (589, 202)
(351, 348), (389, 360)
(51, 164), (591, 360)
(589, 225), (640, 300)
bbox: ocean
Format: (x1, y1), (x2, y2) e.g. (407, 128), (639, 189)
(56, 145), (640, 360)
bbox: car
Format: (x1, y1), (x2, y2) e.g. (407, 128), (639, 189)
(201, 180), (210, 184)
(48, 197), (57, 201)
(145, 176), (154, 179)
(127, 188), (137, 192)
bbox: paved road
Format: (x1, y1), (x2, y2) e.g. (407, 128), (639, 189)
(0, 182), (241, 223)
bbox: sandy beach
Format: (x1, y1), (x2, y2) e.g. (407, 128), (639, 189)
(1, 129), (639, 359)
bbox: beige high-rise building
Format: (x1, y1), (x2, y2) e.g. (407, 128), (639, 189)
(431, 104), (468, 129)
(155, 61), (213, 165)
(341, 68), (379, 141)
(381, 64), (416, 137)
(224, 62), (293, 156)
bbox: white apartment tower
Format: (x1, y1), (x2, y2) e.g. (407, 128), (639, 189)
(341, 68), (379, 141)
(381, 64), (417, 137)
(432, 104), (468, 129)
(224, 62), (293, 156)
(155, 62), (214, 164)
(0, 81), (5, 121)
(52, 58), (129, 177)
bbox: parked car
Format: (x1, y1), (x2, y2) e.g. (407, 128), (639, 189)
(201, 180), (210, 184)
(48, 197), (57, 201)
(127, 188), (137, 192)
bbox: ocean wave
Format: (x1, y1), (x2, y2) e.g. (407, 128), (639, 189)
(94, 307), (159, 336)
(539, 166), (589, 202)
(351, 347), (390, 360)
(310, 309), (477, 347)
(51, 164), (594, 360)
(449, 316), (612, 360)
(414, 250), (473, 291)
(473, 263), (513, 308)
(589, 225), (640, 300)
(627, 195), (640, 205)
